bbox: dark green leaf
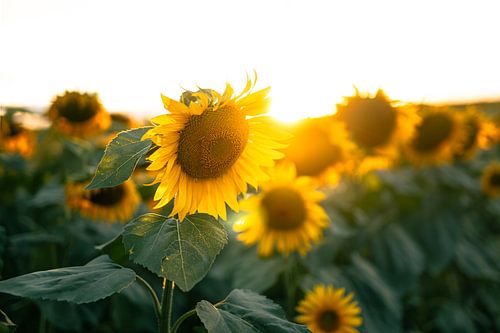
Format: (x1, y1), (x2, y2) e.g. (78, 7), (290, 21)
(0, 309), (16, 333)
(123, 213), (227, 291)
(86, 127), (152, 190)
(0, 256), (136, 304)
(37, 301), (104, 331)
(371, 224), (424, 293)
(95, 234), (128, 265)
(196, 289), (309, 333)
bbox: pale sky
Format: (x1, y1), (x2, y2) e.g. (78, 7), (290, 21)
(1, 0), (500, 122)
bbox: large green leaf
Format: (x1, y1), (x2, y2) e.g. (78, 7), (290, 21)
(123, 213), (227, 291)
(0, 256), (136, 304)
(196, 289), (309, 333)
(86, 127), (152, 190)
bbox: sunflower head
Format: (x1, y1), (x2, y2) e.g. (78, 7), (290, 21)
(455, 108), (496, 160)
(48, 91), (111, 138)
(143, 76), (290, 221)
(296, 284), (362, 333)
(336, 89), (400, 150)
(109, 113), (141, 132)
(481, 162), (500, 198)
(66, 180), (141, 223)
(282, 117), (356, 185)
(0, 113), (35, 157)
(233, 162), (328, 256)
(405, 107), (463, 165)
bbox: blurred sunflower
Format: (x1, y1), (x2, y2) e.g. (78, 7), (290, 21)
(233, 162), (328, 256)
(481, 162), (500, 198)
(47, 91), (111, 138)
(405, 107), (464, 165)
(109, 113), (141, 132)
(282, 117), (356, 186)
(335, 89), (418, 157)
(0, 114), (35, 157)
(66, 180), (140, 223)
(455, 108), (497, 160)
(296, 284), (362, 333)
(143, 76), (289, 220)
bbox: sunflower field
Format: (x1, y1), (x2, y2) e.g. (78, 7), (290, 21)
(1, 79), (500, 333)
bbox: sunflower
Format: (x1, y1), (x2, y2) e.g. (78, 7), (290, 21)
(282, 117), (356, 186)
(455, 108), (497, 160)
(47, 91), (111, 138)
(233, 162), (328, 256)
(481, 162), (500, 198)
(405, 107), (464, 165)
(335, 89), (418, 157)
(0, 115), (35, 157)
(143, 77), (290, 221)
(296, 284), (362, 333)
(66, 180), (141, 223)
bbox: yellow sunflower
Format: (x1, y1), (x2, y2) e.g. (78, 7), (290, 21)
(405, 107), (464, 165)
(282, 117), (356, 186)
(335, 89), (418, 157)
(296, 284), (363, 333)
(47, 91), (111, 138)
(455, 108), (497, 160)
(233, 162), (328, 256)
(66, 180), (141, 223)
(481, 162), (500, 198)
(143, 77), (290, 221)
(0, 115), (35, 157)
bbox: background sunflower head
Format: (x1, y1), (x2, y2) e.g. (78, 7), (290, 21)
(336, 89), (413, 155)
(282, 117), (356, 186)
(233, 162), (328, 257)
(142, 77), (290, 221)
(405, 107), (464, 165)
(65, 180), (141, 223)
(481, 162), (500, 198)
(455, 107), (497, 160)
(47, 91), (111, 138)
(0, 112), (35, 157)
(296, 284), (363, 333)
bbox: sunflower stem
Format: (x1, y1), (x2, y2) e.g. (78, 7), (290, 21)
(159, 278), (175, 333)
(171, 309), (197, 333)
(136, 275), (161, 327)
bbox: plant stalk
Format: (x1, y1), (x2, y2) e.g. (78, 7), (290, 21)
(159, 278), (175, 333)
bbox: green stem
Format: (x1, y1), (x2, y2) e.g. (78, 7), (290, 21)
(136, 275), (161, 326)
(159, 278), (175, 333)
(171, 309), (197, 333)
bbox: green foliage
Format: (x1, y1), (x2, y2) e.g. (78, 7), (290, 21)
(0, 309), (16, 333)
(123, 213), (227, 291)
(0, 256), (136, 304)
(196, 289), (309, 333)
(86, 127), (152, 190)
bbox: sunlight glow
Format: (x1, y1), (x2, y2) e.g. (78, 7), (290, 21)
(1, 0), (500, 122)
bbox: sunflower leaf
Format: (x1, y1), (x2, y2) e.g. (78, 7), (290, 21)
(0, 255), (136, 304)
(122, 213), (227, 292)
(196, 289), (309, 333)
(86, 127), (153, 190)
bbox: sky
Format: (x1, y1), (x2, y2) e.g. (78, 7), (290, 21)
(1, 0), (500, 122)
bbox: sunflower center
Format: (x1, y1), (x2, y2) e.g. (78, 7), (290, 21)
(489, 173), (500, 187)
(262, 187), (306, 230)
(177, 105), (249, 179)
(343, 97), (397, 149)
(412, 113), (454, 152)
(287, 127), (343, 176)
(318, 310), (340, 332)
(58, 94), (100, 123)
(89, 185), (125, 206)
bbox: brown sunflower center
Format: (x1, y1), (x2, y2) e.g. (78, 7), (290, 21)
(462, 118), (479, 152)
(89, 185), (125, 206)
(286, 127), (343, 176)
(412, 113), (454, 152)
(0, 118), (23, 137)
(342, 97), (397, 149)
(58, 94), (100, 123)
(177, 105), (249, 179)
(262, 187), (306, 230)
(318, 310), (340, 332)
(489, 172), (500, 187)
